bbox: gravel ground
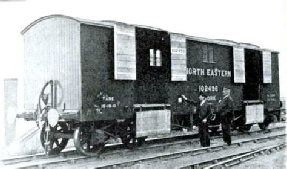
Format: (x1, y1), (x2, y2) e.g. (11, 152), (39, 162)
(126, 133), (285, 169)
(233, 147), (287, 169)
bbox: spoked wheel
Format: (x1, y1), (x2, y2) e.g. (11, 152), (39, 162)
(243, 124), (253, 131)
(121, 120), (144, 149)
(238, 124), (253, 132)
(121, 133), (137, 149)
(258, 122), (270, 130)
(73, 127), (105, 156)
(40, 122), (69, 155)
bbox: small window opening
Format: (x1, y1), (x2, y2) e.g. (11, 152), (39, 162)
(202, 44), (215, 63)
(150, 49), (155, 66)
(203, 45), (208, 62)
(150, 49), (162, 66)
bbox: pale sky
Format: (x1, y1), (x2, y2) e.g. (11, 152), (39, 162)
(0, 0), (286, 98)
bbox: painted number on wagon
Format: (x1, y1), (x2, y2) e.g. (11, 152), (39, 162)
(199, 85), (218, 92)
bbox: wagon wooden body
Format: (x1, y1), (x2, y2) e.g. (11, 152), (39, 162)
(18, 15), (280, 155)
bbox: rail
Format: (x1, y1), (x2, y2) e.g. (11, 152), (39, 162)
(133, 104), (171, 108)
(2, 124), (284, 168)
(203, 143), (286, 169)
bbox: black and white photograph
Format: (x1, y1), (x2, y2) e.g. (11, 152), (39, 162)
(0, 0), (286, 168)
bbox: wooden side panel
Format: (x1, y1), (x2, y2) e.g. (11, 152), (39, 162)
(135, 28), (170, 104)
(23, 17), (81, 111)
(170, 33), (187, 81)
(136, 110), (171, 137)
(233, 47), (245, 83)
(245, 104), (264, 124)
(170, 40), (243, 113)
(262, 51), (272, 83)
(80, 24), (135, 121)
(261, 53), (280, 109)
(243, 49), (262, 100)
(114, 23), (136, 80)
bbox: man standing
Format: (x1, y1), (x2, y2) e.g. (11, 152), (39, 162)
(182, 92), (211, 147)
(218, 87), (234, 146)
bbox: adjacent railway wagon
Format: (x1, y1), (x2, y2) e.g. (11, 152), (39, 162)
(17, 15), (281, 156)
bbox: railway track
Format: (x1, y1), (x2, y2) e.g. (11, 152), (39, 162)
(95, 132), (286, 169)
(178, 137), (286, 169)
(202, 143), (286, 169)
(1, 124), (285, 168)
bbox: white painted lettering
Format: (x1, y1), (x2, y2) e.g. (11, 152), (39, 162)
(197, 68), (201, 75)
(210, 69), (214, 76)
(200, 69), (205, 75)
(198, 85), (219, 92)
(214, 69), (218, 76)
(186, 67), (232, 78)
(227, 71), (231, 77)
(193, 68), (197, 75)
(207, 69), (211, 76)
(206, 96), (217, 101)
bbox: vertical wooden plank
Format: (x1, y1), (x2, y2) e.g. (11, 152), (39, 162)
(203, 44), (208, 62)
(233, 47), (245, 83)
(262, 51), (272, 83)
(245, 105), (256, 124)
(256, 104), (264, 123)
(170, 33), (187, 81)
(136, 110), (171, 137)
(114, 23), (136, 80)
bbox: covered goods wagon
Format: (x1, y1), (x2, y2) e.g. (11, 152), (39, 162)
(17, 15), (280, 155)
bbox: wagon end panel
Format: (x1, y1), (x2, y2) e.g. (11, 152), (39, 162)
(23, 17), (82, 115)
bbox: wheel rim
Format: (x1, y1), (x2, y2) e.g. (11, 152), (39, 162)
(122, 134), (137, 149)
(40, 122), (69, 155)
(259, 122), (269, 130)
(244, 124), (252, 131)
(121, 120), (141, 149)
(73, 126), (105, 156)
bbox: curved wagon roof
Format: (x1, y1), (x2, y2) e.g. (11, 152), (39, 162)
(21, 14), (278, 53)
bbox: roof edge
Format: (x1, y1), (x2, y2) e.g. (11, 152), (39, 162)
(21, 14), (114, 35)
(21, 14), (76, 35)
(21, 14), (279, 53)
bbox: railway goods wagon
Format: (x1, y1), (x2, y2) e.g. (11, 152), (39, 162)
(17, 15), (280, 156)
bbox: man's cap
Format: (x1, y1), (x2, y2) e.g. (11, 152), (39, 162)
(223, 86), (231, 90)
(223, 86), (231, 92)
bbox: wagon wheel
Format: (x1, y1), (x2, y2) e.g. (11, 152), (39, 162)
(239, 124), (253, 132)
(73, 127), (105, 156)
(121, 121), (142, 149)
(258, 122), (270, 130)
(40, 122), (69, 155)
(121, 133), (137, 149)
(244, 124), (253, 131)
